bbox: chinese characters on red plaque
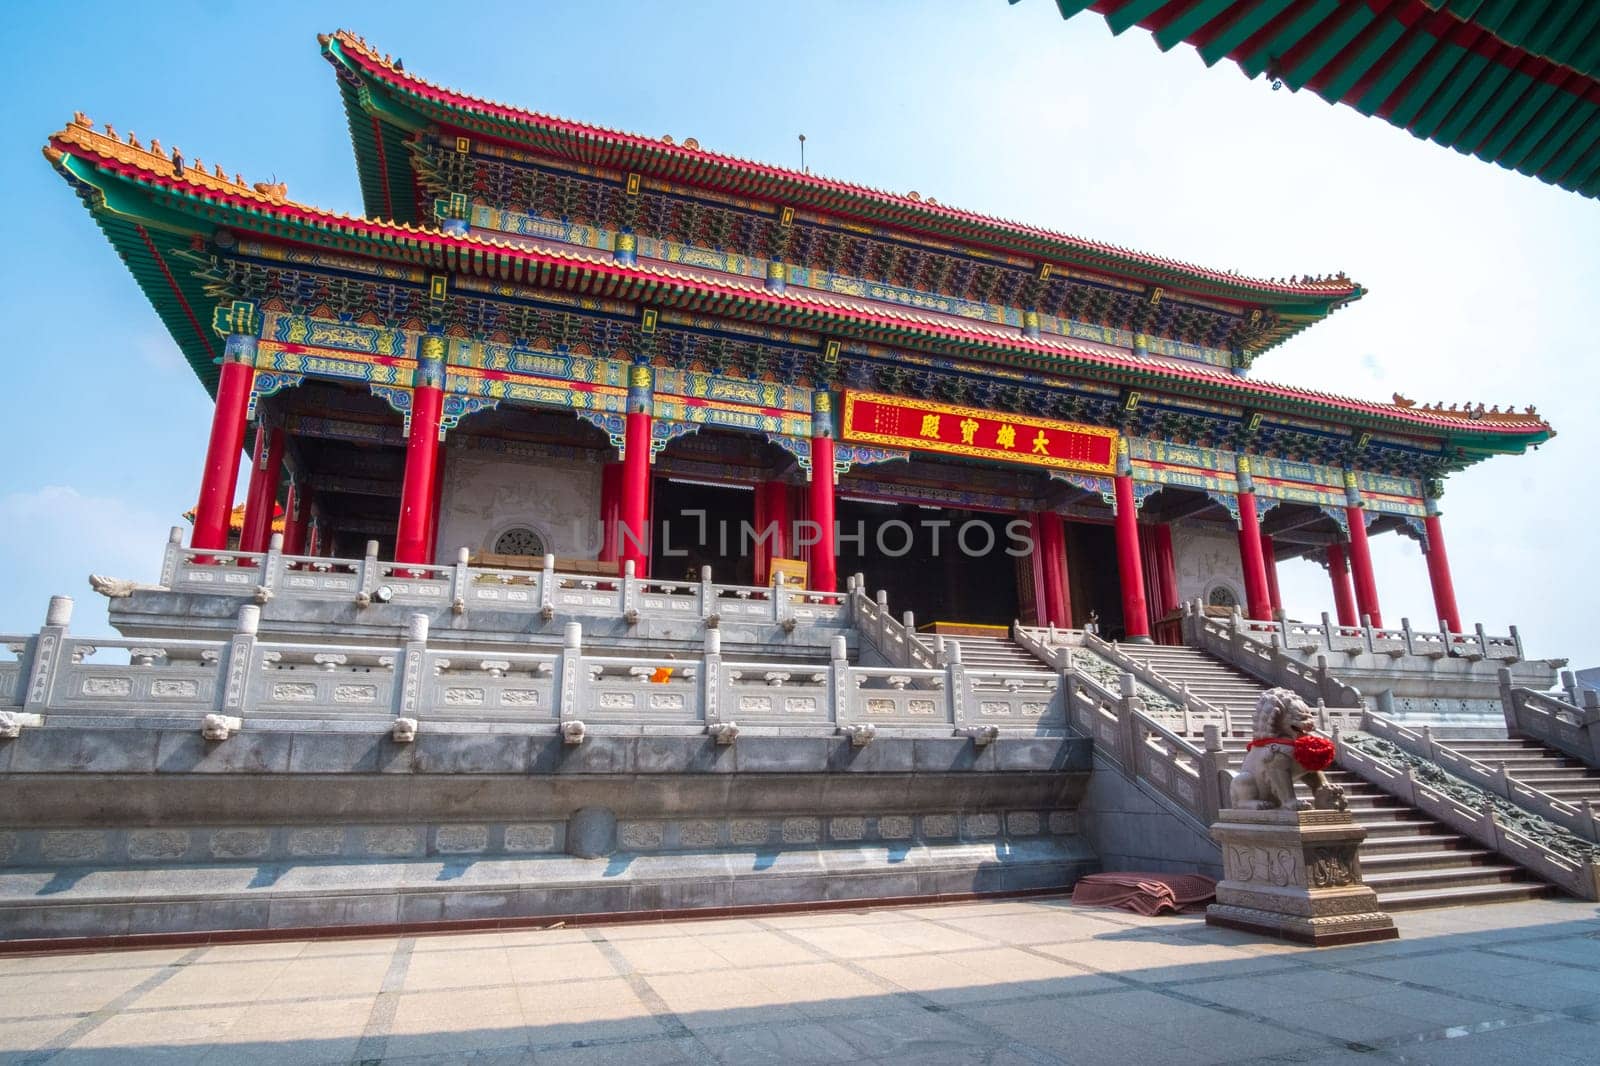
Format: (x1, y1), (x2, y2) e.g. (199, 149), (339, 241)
(839, 391), (1118, 474)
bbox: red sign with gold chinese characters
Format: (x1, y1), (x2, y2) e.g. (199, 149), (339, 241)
(839, 391), (1119, 474)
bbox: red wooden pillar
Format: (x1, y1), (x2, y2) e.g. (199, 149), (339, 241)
(808, 391), (838, 593)
(1026, 515), (1050, 626)
(395, 336), (446, 565)
(1052, 515), (1074, 627)
(1235, 492), (1273, 623)
(753, 480), (791, 586)
(239, 425), (285, 554)
(1029, 511), (1069, 626)
(808, 438), (837, 593)
(1151, 523), (1178, 618)
(192, 333), (258, 551)
(1423, 507), (1462, 632)
(1345, 505), (1382, 627)
(1113, 474), (1150, 642)
(1260, 532), (1283, 618)
(1326, 543), (1358, 628)
(619, 364), (654, 578)
(282, 480), (309, 556)
(598, 463), (623, 564)
(426, 443), (448, 563)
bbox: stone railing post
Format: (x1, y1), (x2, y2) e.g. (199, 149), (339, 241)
(1493, 760), (1513, 800)
(1420, 725), (1439, 764)
(556, 621), (585, 722)
(450, 547), (471, 613)
(218, 603), (262, 716)
(262, 532), (285, 595)
(357, 540), (380, 601)
(621, 559), (640, 621)
(702, 628), (724, 727)
(1497, 666), (1520, 734)
(828, 634), (849, 727)
(1400, 617), (1416, 656)
(1228, 611), (1246, 659)
(1361, 616), (1376, 653)
(944, 638), (967, 727)
(1474, 623), (1491, 661)
(773, 566), (793, 627)
(1561, 669), (1579, 705)
(1319, 611), (1334, 646)
(1116, 671), (1142, 769)
(539, 553), (557, 618)
(159, 525), (184, 587)
(1200, 724), (1229, 826)
(699, 565), (717, 622)
(1581, 692), (1600, 765)
(1314, 653), (1332, 705)
(22, 595), (73, 712)
(392, 613), (429, 721)
(1509, 624), (1525, 662)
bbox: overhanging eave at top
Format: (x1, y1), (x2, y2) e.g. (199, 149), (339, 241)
(43, 117), (1553, 471)
(319, 29), (1365, 330)
(1044, 1), (1600, 200)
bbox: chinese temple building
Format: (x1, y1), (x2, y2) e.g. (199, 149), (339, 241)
(45, 30), (1552, 640)
(11, 28), (1588, 945)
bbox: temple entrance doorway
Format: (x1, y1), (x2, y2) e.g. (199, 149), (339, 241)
(836, 500), (1020, 627)
(1063, 520), (1125, 637)
(650, 477), (756, 585)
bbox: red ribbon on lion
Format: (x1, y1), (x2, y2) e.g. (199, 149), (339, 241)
(1243, 735), (1336, 773)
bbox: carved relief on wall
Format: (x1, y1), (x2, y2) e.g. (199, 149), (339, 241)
(1172, 521), (1246, 609)
(436, 454), (602, 561)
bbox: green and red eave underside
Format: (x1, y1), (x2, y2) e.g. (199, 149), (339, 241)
(44, 128), (1551, 464)
(320, 31), (1361, 321)
(1045, 1), (1600, 200)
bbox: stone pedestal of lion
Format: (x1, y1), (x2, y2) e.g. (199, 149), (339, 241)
(1205, 689), (1398, 947)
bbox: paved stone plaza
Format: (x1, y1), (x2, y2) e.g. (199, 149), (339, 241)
(0, 896), (1596, 1065)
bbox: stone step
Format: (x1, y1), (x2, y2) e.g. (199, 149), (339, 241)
(1360, 833), (1477, 853)
(1359, 818), (1460, 836)
(1363, 863), (1528, 891)
(1145, 640), (1561, 911)
(1505, 772), (1600, 784)
(1377, 881), (1553, 911)
(1361, 848), (1499, 871)
(1349, 807), (1445, 823)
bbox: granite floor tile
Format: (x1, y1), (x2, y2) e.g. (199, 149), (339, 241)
(402, 946), (513, 992)
(694, 1020), (863, 1064)
(506, 941), (619, 984)
(607, 938), (734, 975)
(65, 1002), (251, 1059)
(0, 967), (161, 1019)
(2, 897), (1596, 1065)
(534, 1035), (698, 1066)
(133, 958), (293, 1009)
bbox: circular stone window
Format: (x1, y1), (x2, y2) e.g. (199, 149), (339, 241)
(493, 527), (546, 557)
(1207, 585), (1239, 609)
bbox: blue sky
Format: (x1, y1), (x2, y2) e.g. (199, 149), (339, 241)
(1, 1), (1595, 661)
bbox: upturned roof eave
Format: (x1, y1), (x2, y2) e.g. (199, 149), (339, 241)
(318, 30), (1365, 319)
(44, 126), (1552, 460)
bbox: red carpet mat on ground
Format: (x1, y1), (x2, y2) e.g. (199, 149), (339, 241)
(1071, 873), (1217, 916)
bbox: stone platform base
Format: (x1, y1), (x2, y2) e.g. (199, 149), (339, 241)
(0, 838), (1096, 947)
(1205, 807), (1398, 947)
(1205, 903), (1398, 946)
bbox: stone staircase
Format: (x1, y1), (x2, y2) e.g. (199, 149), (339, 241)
(1442, 736), (1600, 805)
(1117, 643), (1554, 910)
(932, 634), (1056, 676)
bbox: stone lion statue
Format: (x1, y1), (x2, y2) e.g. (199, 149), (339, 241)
(1228, 688), (1345, 812)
